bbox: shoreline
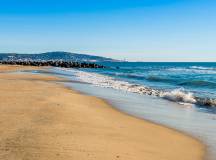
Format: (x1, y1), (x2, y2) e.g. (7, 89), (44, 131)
(64, 85), (208, 160)
(0, 65), (206, 160)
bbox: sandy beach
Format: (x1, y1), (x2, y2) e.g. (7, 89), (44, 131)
(0, 65), (205, 160)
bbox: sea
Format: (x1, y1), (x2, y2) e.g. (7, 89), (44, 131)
(27, 62), (216, 159)
(70, 62), (216, 109)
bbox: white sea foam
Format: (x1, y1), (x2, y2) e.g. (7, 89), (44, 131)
(65, 69), (200, 104)
(56, 68), (216, 107)
(73, 70), (160, 95)
(190, 66), (216, 70)
(160, 88), (197, 104)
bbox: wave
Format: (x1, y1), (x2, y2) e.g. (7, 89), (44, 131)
(146, 75), (176, 83)
(119, 73), (146, 80)
(63, 69), (216, 108)
(168, 67), (216, 74)
(124, 74), (216, 89)
(103, 72), (146, 80)
(147, 77), (216, 89)
(159, 89), (216, 107)
(179, 80), (216, 88)
(190, 66), (216, 70)
(116, 73), (216, 89)
(108, 73), (176, 83)
(73, 69), (160, 96)
(196, 97), (216, 107)
(160, 88), (197, 104)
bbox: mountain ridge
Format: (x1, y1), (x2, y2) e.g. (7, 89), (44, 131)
(0, 51), (121, 63)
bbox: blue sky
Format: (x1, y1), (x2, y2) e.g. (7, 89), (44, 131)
(0, 0), (216, 61)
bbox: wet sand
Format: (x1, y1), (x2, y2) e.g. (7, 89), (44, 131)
(0, 65), (205, 160)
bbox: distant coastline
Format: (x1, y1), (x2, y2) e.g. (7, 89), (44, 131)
(0, 51), (123, 62)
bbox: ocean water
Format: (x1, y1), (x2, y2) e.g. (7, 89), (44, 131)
(68, 62), (216, 109)
(26, 62), (216, 159)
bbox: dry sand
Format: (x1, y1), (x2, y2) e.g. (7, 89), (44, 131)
(0, 65), (43, 72)
(0, 65), (205, 160)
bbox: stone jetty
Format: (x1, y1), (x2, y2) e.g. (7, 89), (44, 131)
(0, 60), (106, 69)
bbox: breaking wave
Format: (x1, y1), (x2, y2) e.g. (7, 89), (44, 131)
(161, 88), (197, 104)
(69, 69), (216, 107)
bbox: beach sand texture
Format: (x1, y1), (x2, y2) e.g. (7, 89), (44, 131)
(0, 65), (205, 160)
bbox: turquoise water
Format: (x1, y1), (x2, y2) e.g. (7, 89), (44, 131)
(73, 62), (216, 109)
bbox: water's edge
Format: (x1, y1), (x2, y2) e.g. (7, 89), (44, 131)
(62, 83), (208, 160)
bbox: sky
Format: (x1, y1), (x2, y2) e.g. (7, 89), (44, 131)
(0, 0), (216, 61)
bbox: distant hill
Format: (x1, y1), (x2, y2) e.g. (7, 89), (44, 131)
(0, 51), (121, 63)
